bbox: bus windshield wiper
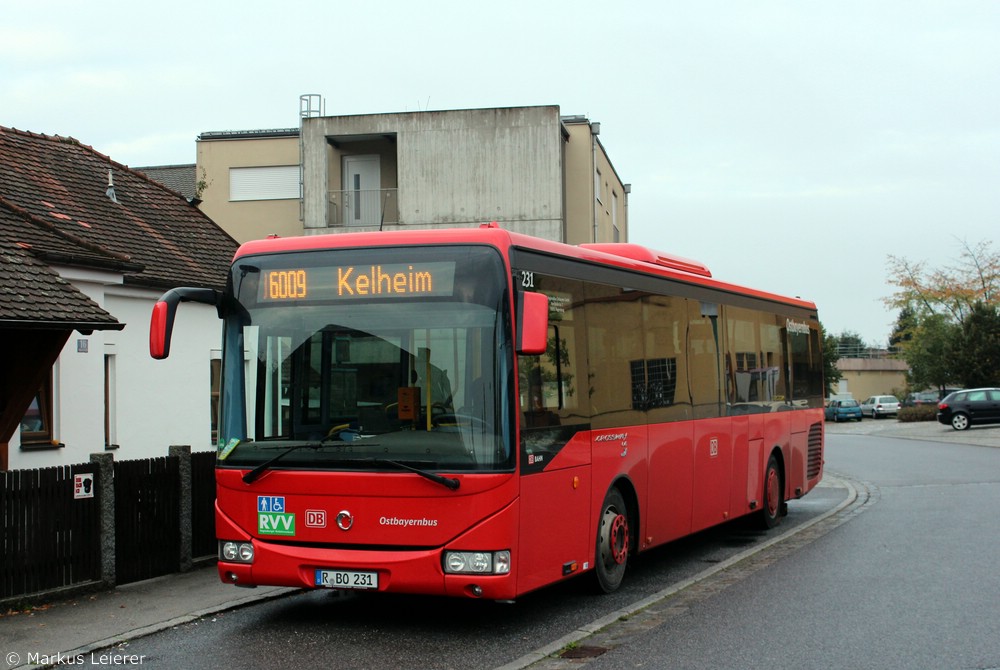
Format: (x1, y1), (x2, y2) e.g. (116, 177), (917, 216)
(243, 434), (378, 484)
(243, 443), (326, 484)
(373, 458), (460, 491)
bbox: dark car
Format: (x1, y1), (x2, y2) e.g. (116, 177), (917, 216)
(936, 388), (1000, 431)
(904, 388), (960, 407)
(825, 399), (863, 422)
(904, 391), (940, 407)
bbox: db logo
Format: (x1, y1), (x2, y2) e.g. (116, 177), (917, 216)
(305, 509), (327, 528)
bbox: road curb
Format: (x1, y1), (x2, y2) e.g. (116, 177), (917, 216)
(496, 475), (862, 670)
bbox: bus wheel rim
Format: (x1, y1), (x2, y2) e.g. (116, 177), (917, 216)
(766, 468), (780, 517)
(606, 511), (629, 565)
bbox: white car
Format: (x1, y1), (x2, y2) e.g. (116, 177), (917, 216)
(860, 395), (900, 419)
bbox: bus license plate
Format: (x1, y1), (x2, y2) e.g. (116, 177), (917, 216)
(315, 569), (378, 590)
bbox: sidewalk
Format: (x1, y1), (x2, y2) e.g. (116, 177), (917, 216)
(1, 564), (296, 669)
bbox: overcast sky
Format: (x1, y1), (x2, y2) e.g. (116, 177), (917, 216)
(4, 0), (998, 345)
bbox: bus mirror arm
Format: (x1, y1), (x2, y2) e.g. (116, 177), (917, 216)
(149, 287), (222, 360)
(516, 291), (549, 355)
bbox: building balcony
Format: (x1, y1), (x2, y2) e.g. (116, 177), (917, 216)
(327, 188), (398, 228)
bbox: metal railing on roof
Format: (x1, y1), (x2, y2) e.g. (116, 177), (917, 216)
(835, 343), (903, 359)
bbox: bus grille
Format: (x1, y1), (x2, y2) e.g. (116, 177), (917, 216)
(807, 422), (823, 479)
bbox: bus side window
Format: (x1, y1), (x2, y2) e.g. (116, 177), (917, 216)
(688, 301), (724, 419)
(520, 345), (559, 428)
(643, 294), (689, 423)
(518, 275), (589, 458)
(586, 282), (644, 430)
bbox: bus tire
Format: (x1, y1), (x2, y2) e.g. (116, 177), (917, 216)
(594, 487), (630, 593)
(757, 453), (784, 530)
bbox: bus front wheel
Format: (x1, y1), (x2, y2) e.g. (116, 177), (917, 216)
(594, 487), (630, 593)
(757, 453), (784, 530)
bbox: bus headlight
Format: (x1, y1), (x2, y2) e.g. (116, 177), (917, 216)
(443, 550), (510, 575)
(220, 540), (254, 564)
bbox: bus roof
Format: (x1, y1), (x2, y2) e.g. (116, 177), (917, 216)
(233, 225), (818, 312)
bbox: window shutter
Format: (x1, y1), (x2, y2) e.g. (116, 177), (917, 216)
(229, 166), (300, 201)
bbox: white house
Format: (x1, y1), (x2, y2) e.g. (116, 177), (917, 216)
(0, 126), (238, 471)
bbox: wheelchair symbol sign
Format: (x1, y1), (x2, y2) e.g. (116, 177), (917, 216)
(258, 496), (285, 513)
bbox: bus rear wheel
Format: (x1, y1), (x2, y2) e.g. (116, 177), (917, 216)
(757, 454), (784, 530)
(594, 487), (630, 593)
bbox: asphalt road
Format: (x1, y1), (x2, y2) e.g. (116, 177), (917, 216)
(77, 418), (1000, 670)
(75, 485), (845, 670)
(543, 420), (1000, 670)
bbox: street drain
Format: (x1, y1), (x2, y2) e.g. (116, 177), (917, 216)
(560, 645), (609, 659)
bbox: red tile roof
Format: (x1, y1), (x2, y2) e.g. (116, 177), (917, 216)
(135, 164), (197, 200)
(0, 204), (123, 331)
(0, 126), (238, 294)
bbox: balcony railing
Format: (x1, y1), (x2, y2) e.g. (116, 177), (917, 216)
(835, 343), (903, 359)
(327, 189), (398, 228)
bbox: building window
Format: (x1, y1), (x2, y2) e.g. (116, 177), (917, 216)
(229, 165), (300, 201)
(20, 373), (56, 449)
(211, 357), (222, 444)
(105, 353), (119, 449)
(595, 166), (603, 205)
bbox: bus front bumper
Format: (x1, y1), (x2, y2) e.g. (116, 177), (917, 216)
(218, 541), (518, 600)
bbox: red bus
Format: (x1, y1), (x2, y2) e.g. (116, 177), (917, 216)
(150, 224), (824, 600)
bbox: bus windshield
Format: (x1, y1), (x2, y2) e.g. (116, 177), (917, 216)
(216, 245), (513, 473)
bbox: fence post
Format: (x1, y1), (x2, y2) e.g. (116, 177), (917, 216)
(170, 445), (193, 572)
(90, 452), (116, 588)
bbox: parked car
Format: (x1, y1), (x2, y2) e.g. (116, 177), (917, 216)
(936, 388), (1000, 431)
(860, 395), (901, 419)
(903, 391), (940, 407)
(903, 388), (960, 407)
(825, 399), (863, 422)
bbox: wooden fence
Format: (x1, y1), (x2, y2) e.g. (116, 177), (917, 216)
(0, 463), (101, 599)
(0, 447), (215, 604)
(191, 451), (217, 558)
(114, 456), (181, 585)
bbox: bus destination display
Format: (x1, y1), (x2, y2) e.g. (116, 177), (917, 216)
(260, 262), (456, 302)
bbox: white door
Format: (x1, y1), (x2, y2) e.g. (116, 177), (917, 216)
(342, 155), (381, 226)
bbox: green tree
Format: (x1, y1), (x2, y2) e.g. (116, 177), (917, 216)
(889, 304), (917, 349)
(904, 313), (959, 392)
(953, 302), (1000, 388)
(886, 239), (999, 391)
(821, 323), (842, 396)
(885, 239), (999, 323)
(834, 330), (867, 358)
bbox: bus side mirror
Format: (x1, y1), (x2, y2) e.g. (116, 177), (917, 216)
(516, 291), (549, 355)
(149, 287), (221, 359)
(149, 299), (174, 360)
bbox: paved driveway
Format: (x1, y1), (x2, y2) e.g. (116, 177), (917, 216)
(825, 415), (1000, 448)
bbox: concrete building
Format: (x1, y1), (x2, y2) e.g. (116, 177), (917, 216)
(195, 128), (300, 243)
(832, 357), (909, 402)
(196, 104), (629, 245)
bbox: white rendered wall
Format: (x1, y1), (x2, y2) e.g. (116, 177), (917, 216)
(105, 291), (220, 457)
(8, 278), (222, 470)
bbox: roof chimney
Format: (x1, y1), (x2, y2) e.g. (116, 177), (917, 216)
(106, 169), (118, 203)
